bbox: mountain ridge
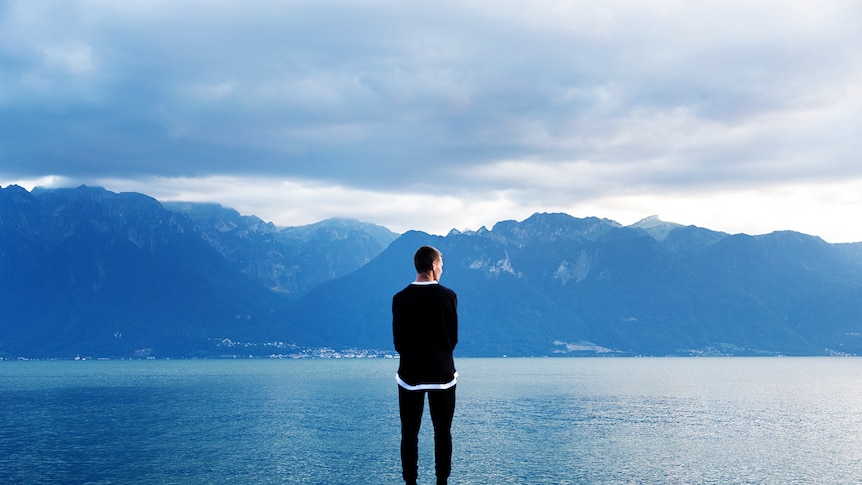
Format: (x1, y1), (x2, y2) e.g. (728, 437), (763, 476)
(2, 185), (861, 358)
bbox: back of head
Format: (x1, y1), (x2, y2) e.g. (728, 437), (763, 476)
(414, 246), (442, 273)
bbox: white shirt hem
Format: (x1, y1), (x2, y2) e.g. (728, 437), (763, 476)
(396, 371), (458, 391)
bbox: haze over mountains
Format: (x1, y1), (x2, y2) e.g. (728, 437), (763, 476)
(2, 185), (861, 359)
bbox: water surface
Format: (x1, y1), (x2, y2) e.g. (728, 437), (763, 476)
(2, 357), (861, 484)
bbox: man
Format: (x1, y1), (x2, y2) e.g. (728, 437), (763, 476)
(392, 245), (458, 485)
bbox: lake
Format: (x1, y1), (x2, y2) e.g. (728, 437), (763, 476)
(2, 357), (861, 484)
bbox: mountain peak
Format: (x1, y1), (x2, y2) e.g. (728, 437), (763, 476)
(630, 215), (683, 241)
(490, 212), (620, 246)
(632, 215), (666, 227)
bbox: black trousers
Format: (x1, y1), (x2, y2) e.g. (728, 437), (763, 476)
(398, 385), (457, 484)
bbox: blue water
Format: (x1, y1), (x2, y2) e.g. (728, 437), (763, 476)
(2, 357), (861, 484)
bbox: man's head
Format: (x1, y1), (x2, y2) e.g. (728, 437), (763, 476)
(414, 246), (443, 281)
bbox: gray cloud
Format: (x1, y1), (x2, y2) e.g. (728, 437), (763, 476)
(2, 0), (862, 240)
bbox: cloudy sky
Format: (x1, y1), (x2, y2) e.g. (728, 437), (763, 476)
(2, 0), (861, 242)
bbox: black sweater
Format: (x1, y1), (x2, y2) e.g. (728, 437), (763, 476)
(392, 282), (458, 388)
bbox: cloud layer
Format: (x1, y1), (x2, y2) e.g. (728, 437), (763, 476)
(2, 0), (861, 241)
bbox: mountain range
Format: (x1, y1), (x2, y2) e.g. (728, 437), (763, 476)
(2, 184), (861, 358)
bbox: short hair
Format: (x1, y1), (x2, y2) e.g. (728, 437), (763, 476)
(414, 246), (442, 273)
